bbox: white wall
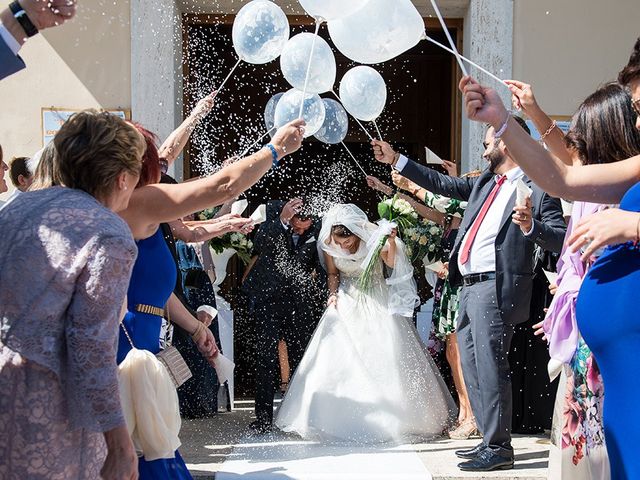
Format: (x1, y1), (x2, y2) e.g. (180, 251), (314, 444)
(512, 0), (638, 117)
(0, 0), (131, 200)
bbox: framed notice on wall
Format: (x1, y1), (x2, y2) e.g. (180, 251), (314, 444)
(41, 108), (131, 146)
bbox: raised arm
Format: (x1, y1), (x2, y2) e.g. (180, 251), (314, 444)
(461, 76), (640, 203)
(169, 215), (253, 244)
(159, 92), (216, 165)
(504, 79), (573, 166)
(121, 120), (305, 239)
(371, 140), (476, 200)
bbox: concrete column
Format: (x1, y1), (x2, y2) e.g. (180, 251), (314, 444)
(461, 0), (513, 173)
(131, 0), (184, 180)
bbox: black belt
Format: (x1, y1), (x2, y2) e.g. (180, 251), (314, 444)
(463, 272), (496, 286)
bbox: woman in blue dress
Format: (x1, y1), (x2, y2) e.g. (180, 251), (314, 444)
(113, 95), (305, 478)
(457, 38), (640, 479)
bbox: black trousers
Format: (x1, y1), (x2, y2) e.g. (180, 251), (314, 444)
(252, 297), (318, 426)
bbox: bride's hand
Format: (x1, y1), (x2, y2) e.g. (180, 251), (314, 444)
(388, 228), (397, 243)
(327, 294), (338, 308)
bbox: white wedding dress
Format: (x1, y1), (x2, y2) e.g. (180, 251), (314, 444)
(275, 205), (456, 444)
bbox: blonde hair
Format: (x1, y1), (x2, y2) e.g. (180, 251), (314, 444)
(53, 110), (145, 198)
(29, 142), (62, 191)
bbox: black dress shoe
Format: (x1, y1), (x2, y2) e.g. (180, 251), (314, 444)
(247, 420), (272, 435)
(455, 442), (486, 459)
(458, 449), (514, 472)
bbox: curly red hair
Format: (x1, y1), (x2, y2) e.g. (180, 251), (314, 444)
(129, 122), (161, 188)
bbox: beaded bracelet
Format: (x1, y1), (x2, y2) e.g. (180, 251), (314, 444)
(493, 114), (510, 140)
(265, 143), (279, 168)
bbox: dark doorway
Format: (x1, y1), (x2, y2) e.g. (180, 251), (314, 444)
(182, 14), (463, 396)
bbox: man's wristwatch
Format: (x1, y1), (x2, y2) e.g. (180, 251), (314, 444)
(9, 1), (38, 38)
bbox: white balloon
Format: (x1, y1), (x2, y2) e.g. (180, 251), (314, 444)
(315, 99), (349, 145)
(274, 89), (326, 138)
(328, 0), (424, 64)
(232, 0), (290, 64)
(264, 92), (284, 136)
(299, 0), (371, 22)
(280, 33), (336, 94)
(339, 66), (387, 122)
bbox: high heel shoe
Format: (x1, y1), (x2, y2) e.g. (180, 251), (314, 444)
(448, 420), (479, 440)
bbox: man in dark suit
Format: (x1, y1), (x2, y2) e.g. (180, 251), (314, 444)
(372, 116), (566, 471)
(243, 198), (325, 433)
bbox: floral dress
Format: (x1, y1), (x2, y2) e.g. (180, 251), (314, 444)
(422, 191), (466, 339)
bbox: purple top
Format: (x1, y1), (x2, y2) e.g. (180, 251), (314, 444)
(543, 201), (602, 364)
(0, 187), (137, 432)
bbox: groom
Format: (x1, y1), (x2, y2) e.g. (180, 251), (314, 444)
(372, 117), (566, 471)
(243, 198), (325, 433)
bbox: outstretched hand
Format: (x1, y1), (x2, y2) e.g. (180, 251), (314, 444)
(504, 79), (540, 114)
(371, 140), (397, 165)
(459, 76), (509, 128)
(22, 0), (77, 30)
(567, 208), (640, 262)
(366, 175), (393, 195)
(271, 119), (306, 160)
(442, 160), (458, 177)
(191, 91), (217, 120)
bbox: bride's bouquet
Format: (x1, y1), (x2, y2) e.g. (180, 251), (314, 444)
(209, 232), (254, 265)
(358, 195), (418, 292)
(404, 219), (444, 264)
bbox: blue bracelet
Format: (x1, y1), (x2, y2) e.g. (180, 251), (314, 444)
(265, 143), (279, 168)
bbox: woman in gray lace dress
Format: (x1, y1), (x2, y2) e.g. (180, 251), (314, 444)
(0, 111), (145, 480)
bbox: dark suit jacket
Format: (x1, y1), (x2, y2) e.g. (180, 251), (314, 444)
(242, 201), (322, 306)
(0, 38), (25, 80)
(401, 159), (567, 325)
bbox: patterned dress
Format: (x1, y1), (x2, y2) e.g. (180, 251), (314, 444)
(0, 187), (137, 479)
(422, 191), (467, 338)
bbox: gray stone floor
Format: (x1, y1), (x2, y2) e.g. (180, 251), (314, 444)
(181, 400), (549, 480)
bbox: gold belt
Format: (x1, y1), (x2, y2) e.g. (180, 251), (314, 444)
(135, 304), (165, 318)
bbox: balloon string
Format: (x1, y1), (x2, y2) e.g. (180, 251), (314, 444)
(429, 0), (468, 77)
(373, 120), (383, 141)
(341, 142), (368, 177)
(298, 20), (321, 119)
(331, 90), (374, 141)
(240, 127), (275, 158)
(422, 34), (508, 87)
(216, 58), (242, 97)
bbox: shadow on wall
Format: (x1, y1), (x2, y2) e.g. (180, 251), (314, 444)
(40, 0), (132, 107)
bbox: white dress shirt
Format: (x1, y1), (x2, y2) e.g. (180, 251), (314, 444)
(457, 166), (525, 276)
(0, 23), (21, 55)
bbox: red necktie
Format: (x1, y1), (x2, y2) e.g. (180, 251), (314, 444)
(459, 175), (507, 265)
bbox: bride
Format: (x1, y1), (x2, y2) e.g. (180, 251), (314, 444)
(276, 204), (456, 444)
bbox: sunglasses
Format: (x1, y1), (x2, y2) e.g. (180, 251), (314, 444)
(632, 98), (640, 117)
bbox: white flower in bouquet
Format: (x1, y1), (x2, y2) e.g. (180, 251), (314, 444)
(247, 240), (254, 250)
(428, 244), (436, 252)
(429, 226), (441, 236)
(230, 233), (241, 243)
(394, 199), (412, 215)
(419, 235), (428, 245)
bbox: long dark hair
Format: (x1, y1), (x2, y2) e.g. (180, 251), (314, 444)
(565, 83), (640, 165)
